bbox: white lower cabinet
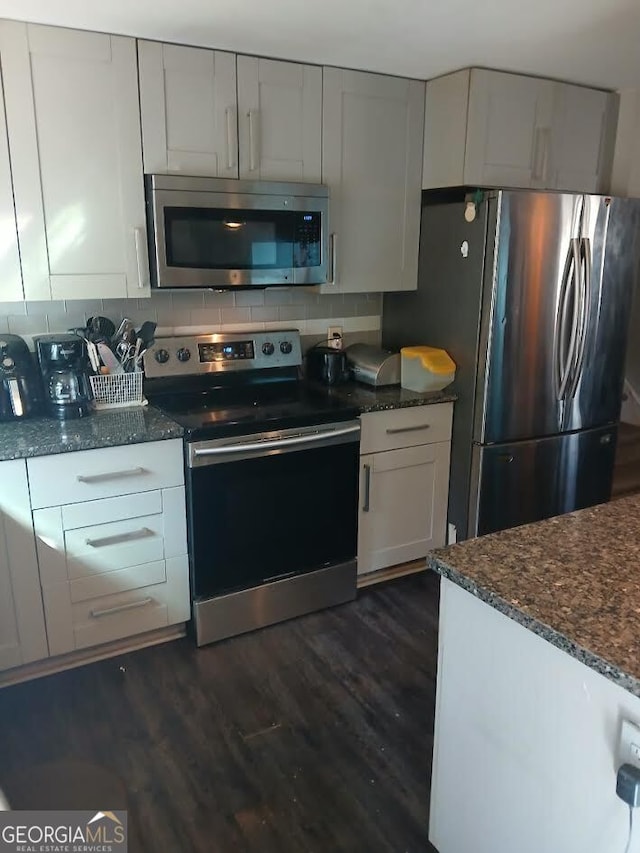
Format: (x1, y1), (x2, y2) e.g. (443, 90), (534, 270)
(0, 460), (48, 671)
(28, 439), (190, 658)
(357, 404), (452, 576)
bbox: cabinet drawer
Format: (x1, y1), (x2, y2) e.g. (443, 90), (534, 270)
(72, 582), (170, 650)
(27, 439), (184, 509)
(42, 554), (190, 655)
(64, 514), (165, 578)
(360, 403), (453, 454)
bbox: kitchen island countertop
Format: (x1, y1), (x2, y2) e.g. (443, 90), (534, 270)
(0, 405), (183, 462)
(429, 494), (640, 697)
(309, 380), (456, 413)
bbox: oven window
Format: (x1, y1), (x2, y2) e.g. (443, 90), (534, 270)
(188, 441), (359, 598)
(164, 207), (294, 270)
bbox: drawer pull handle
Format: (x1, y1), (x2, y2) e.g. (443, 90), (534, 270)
(362, 464), (371, 512)
(85, 527), (154, 549)
(77, 467), (147, 484)
(90, 597), (153, 619)
(385, 424), (432, 435)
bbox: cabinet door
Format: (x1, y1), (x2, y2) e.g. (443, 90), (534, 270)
(551, 84), (613, 193)
(322, 68), (424, 293)
(0, 22), (149, 300)
(465, 69), (554, 188)
(0, 460), (48, 671)
(237, 56), (321, 182)
(139, 40), (238, 178)
(0, 69), (23, 302)
(357, 442), (450, 575)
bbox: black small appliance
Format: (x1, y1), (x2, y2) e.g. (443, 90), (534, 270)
(305, 345), (350, 386)
(35, 334), (92, 420)
(0, 334), (42, 421)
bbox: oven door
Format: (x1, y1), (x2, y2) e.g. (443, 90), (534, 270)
(186, 421), (360, 598)
(147, 178), (328, 288)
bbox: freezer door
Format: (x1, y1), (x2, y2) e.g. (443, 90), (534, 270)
(469, 425), (617, 537)
(563, 196), (640, 431)
(479, 191), (583, 444)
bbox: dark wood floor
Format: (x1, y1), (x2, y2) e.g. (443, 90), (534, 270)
(0, 571), (440, 853)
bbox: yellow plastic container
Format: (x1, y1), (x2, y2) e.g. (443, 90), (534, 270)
(400, 346), (456, 392)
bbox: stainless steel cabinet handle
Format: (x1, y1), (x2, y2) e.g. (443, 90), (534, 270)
(532, 127), (551, 183)
(362, 463), (371, 512)
(329, 233), (338, 283)
(86, 527), (154, 549)
(77, 467), (147, 484)
(90, 597), (153, 619)
(225, 106), (236, 169)
(134, 227), (149, 289)
(386, 424), (432, 435)
(248, 110), (259, 172)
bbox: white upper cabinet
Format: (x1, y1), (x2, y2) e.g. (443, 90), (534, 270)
(138, 41), (238, 178)
(139, 46), (322, 184)
(0, 459), (48, 672)
(236, 56), (322, 181)
(465, 71), (555, 189)
(551, 84), (615, 193)
(423, 68), (618, 193)
(322, 68), (424, 293)
(0, 69), (23, 303)
(0, 22), (149, 300)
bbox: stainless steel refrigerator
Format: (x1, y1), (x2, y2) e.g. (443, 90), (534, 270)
(383, 189), (640, 539)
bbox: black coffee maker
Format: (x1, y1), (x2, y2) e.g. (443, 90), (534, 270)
(0, 334), (42, 420)
(35, 334), (92, 419)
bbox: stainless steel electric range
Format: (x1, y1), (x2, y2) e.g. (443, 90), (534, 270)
(143, 329), (360, 646)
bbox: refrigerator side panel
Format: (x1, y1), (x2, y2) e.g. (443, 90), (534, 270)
(382, 191), (492, 539)
(481, 191), (580, 444)
(564, 196), (640, 430)
(469, 425), (618, 538)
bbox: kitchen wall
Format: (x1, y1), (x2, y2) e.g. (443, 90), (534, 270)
(0, 289), (383, 351)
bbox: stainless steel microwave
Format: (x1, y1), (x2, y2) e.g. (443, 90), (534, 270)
(145, 174), (330, 289)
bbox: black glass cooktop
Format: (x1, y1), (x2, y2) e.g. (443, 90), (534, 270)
(148, 380), (359, 440)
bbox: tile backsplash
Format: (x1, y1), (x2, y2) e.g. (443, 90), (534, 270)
(0, 289), (382, 349)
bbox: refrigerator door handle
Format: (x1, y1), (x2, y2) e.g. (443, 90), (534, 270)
(566, 238), (591, 400)
(556, 238), (580, 400)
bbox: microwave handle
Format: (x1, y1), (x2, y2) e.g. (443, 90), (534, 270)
(225, 106), (237, 170)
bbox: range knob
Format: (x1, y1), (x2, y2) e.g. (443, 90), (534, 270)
(0, 340), (7, 352)
(262, 342), (275, 356)
(2, 356), (14, 369)
(155, 348), (170, 364)
(280, 340), (293, 355)
(176, 347), (191, 363)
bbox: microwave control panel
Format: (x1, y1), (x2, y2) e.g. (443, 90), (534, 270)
(293, 213), (322, 268)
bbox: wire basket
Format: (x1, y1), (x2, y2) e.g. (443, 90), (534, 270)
(90, 371), (145, 410)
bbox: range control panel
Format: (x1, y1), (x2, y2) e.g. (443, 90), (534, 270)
(143, 329), (302, 378)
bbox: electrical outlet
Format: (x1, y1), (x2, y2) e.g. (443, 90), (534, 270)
(327, 326), (343, 349)
(619, 719), (640, 769)
(447, 523), (458, 545)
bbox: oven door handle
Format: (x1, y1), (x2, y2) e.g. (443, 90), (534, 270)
(191, 423), (360, 461)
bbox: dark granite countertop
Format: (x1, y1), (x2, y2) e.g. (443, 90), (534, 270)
(308, 380), (457, 413)
(429, 495), (640, 697)
(0, 406), (183, 462)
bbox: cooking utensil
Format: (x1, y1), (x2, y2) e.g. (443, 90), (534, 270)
(136, 321), (157, 349)
(97, 341), (123, 374)
(86, 316), (116, 342)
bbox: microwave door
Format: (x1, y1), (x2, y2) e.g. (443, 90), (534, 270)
(147, 179), (329, 289)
